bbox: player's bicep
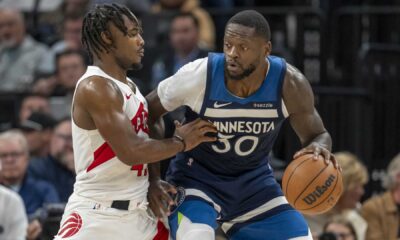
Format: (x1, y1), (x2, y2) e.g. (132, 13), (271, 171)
(92, 106), (133, 147)
(289, 109), (326, 145)
(283, 64), (327, 144)
(80, 78), (141, 163)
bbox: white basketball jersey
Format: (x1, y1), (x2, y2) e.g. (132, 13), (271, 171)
(71, 66), (149, 201)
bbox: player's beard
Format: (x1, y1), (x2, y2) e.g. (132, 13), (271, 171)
(224, 61), (257, 81)
(130, 62), (143, 71)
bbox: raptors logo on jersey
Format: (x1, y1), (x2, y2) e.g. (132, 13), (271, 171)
(131, 102), (149, 134)
(56, 212), (82, 238)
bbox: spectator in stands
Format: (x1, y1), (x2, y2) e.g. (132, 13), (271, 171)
(151, 0), (216, 50)
(151, 12), (208, 89)
(19, 112), (57, 158)
(321, 215), (357, 240)
(306, 152), (369, 240)
(361, 153), (400, 240)
(62, 0), (90, 17)
(31, 72), (57, 96)
(0, 129), (60, 214)
(54, 49), (87, 96)
(29, 119), (75, 202)
(56, 14), (83, 52)
(90, 0), (151, 15)
(18, 94), (51, 124)
(41, 14), (85, 73)
(0, 180), (28, 240)
(0, 8), (48, 92)
(0, 130), (60, 240)
(34, 50), (87, 100)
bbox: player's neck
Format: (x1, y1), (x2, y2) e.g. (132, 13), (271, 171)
(93, 57), (128, 84)
(226, 62), (269, 98)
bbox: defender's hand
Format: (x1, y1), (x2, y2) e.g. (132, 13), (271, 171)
(294, 142), (340, 170)
(148, 180), (177, 218)
(174, 118), (217, 151)
(27, 219), (42, 240)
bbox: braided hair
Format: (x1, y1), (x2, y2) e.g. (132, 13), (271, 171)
(81, 4), (140, 62)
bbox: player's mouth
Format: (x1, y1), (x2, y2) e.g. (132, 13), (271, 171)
(138, 49), (144, 57)
(227, 61), (241, 73)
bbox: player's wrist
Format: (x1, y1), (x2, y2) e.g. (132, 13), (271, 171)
(172, 135), (186, 152)
(149, 176), (161, 183)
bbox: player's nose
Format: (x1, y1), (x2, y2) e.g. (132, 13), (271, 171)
(226, 46), (238, 59)
(137, 34), (145, 47)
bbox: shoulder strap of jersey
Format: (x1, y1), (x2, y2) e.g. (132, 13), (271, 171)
(268, 55), (287, 97)
(200, 52), (224, 116)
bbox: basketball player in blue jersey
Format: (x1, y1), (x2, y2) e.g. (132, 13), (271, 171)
(146, 10), (338, 240)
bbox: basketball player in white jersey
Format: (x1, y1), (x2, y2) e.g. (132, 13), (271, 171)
(54, 4), (217, 240)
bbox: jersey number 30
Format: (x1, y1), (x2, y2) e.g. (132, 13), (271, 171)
(211, 133), (259, 156)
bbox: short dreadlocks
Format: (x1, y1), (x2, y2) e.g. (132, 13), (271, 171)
(81, 4), (140, 62)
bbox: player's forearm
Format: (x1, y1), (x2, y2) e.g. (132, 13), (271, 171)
(148, 116), (165, 140)
(119, 138), (183, 165)
(148, 162), (161, 182)
(304, 131), (332, 151)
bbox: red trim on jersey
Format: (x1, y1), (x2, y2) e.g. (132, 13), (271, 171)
(86, 141), (115, 172)
(153, 221), (169, 240)
(86, 102), (149, 172)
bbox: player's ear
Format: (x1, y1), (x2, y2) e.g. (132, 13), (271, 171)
(264, 41), (272, 57)
(101, 31), (113, 46)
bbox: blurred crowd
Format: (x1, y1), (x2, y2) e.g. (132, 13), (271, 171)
(0, 0), (400, 239)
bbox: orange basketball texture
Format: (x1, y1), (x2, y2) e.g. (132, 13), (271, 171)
(282, 154), (343, 215)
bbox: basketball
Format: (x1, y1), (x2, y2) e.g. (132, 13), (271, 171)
(282, 154), (343, 215)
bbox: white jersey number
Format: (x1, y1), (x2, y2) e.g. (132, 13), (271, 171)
(211, 133), (259, 156)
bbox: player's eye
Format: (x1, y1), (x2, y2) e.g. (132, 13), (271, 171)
(128, 28), (142, 37)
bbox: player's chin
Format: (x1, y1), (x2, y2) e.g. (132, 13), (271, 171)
(227, 71), (244, 81)
(130, 62), (143, 71)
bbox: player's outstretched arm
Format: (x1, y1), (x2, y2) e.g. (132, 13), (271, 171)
(283, 64), (338, 168)
(145, 59), (209, 217)
(74, 76), (217, 166)
(145, 89), (185, 218)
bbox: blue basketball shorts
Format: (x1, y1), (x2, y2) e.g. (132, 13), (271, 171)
(169, 198), (311, 240)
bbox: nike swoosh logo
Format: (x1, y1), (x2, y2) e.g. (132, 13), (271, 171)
(213, 101), (232, 108)
(126, 94), (132, 100)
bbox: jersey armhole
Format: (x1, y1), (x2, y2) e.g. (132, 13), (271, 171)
(281, 99), (289, 118)
(277, 58), (288, 118)
(199, 53), (215, 116)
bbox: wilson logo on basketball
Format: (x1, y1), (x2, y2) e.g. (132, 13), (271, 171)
(302, 174), (336, 205)
(56, 212), (82, 238)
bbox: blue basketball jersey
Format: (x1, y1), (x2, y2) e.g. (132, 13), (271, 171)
(166, 53), (291, 220)
(184, 52), (287, 175)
